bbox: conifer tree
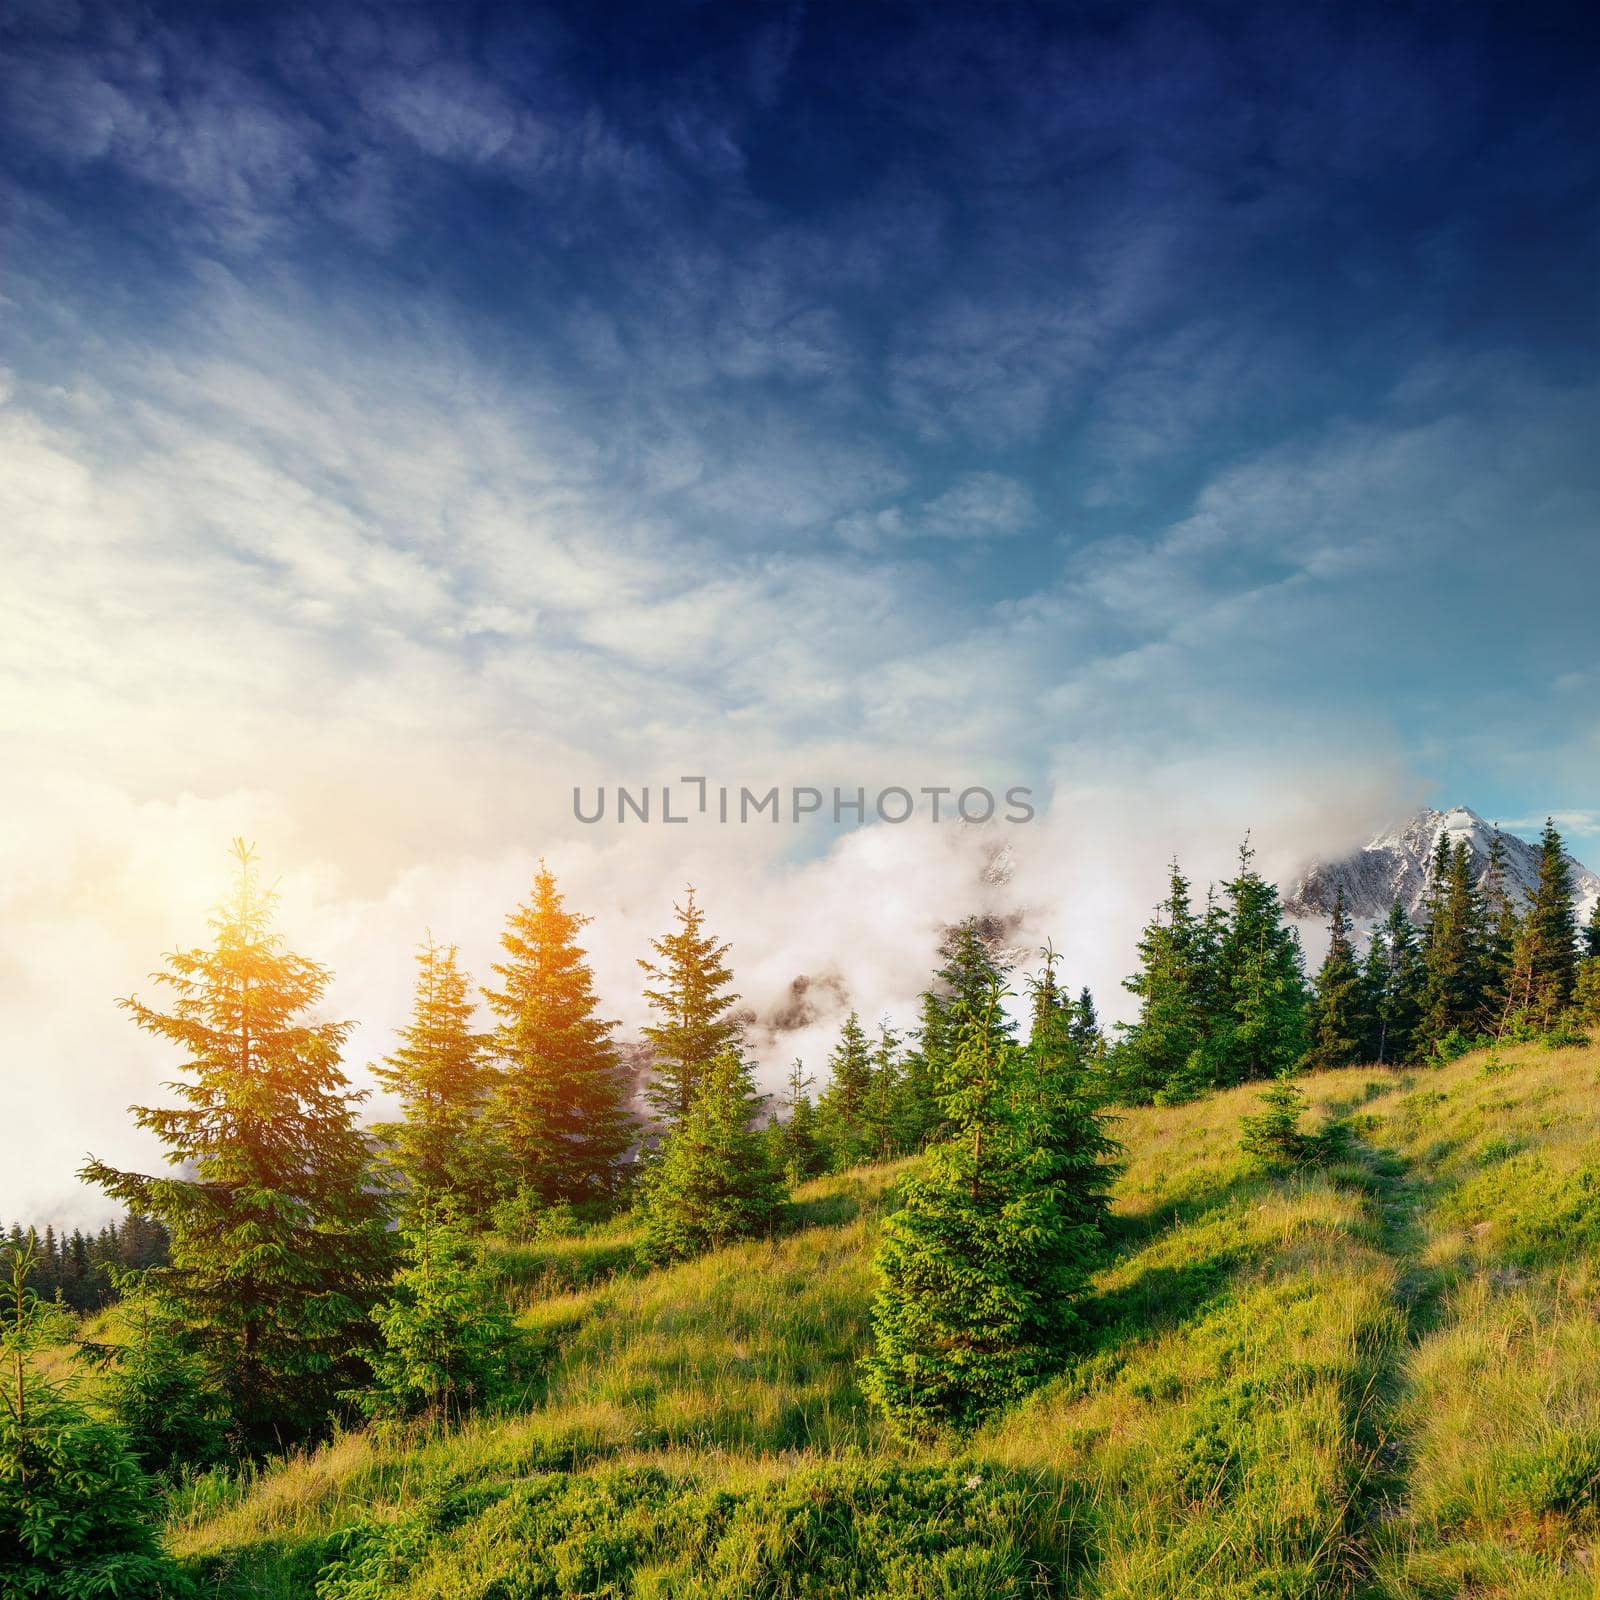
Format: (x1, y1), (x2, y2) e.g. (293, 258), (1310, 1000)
(1419, 840), (1489, 1052)
(639, 1050), (783, 1264)
(1306, 889), (1365, 1070)
(1526, 819), (1581, 1024)
(2, 1234), (183, 1597)
(767, 1059), (826, 1185)
(354, 1199), (514, 1424)
(373, 937), (498, 1224)
(82, 1280), (229, 1477)
(861, 988), (1102, 1438)
(1069, 986), (1105, 1060)
(486, 864), (633, 1205)
(1239, 1069), (1310, 1170)
(1479, 830), (1521, 1028)
(1586, 898), (1600, 961)
(80, 841), (390, 1449)
(1111, 862), (1208, 1102)
(863, 1020), (904, 1162)
(1363, 900), (1424, 1064)
(1200, 840), (1308, 1087)
(638, 887), (743, 1126)
(817, 1011), (874, 1170)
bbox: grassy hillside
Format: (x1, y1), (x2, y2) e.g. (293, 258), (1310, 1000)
(163, 1040), (1600, 1598)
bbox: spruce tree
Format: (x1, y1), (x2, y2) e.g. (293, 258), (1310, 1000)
(354, 1199), (514, 1424)
(1479, 831), (1521, 1028)
(1419, 840), (1489, 1052)
(1200, 840), (1308, 1087)
(768, 1059), (826, 1185)
(1307, 888), (1365, 1070)
(1069, 986), (1104, 1060)
(861, 988), (1101, 1438)
(1239, 1069), (1310, 1170)
(1363, 900), (1424, 1065)
(80, 840), (390, 1449)
(1586, 898), (1600, 961)
(863, 1019), (905, 1162)
(638, 887), (743, 1127)
(486, 864), (633, 1206)
(639, 1050), (783, 1264)
(1526, 819), (1581, 1024)
(2, 1234), (183, 1597)
(817, 1011), (874, 1170)
(373, 937), (498, 1224)
(1111, 862), (1208, 1103)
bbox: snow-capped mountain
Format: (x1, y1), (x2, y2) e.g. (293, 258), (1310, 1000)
(1282, 805), (1600, 931)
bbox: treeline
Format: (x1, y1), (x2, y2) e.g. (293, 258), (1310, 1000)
(0, 1213), (168, 1313)
(1108, 821), (1600, 1105)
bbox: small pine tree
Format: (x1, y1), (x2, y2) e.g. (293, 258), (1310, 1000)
(861, 987), (1102, 1438)
(1069, 986), (1105, 1060)
(638, 888), (744, 1127)
(639, 1051), (783, 1264)
(817, 1011), (874, 1170)
(373, 937), (499, 1225)
(354, 1200), (514, 1424)
(82, 1278), (229, 1477)
(1, 1235), (183, 1597)
(486, 864), (633, 1206)
(1239, 1069), (1309, 1170)
(768, 1059), (826, 1185)
(1306, 888), (1365, 1069)
(80, 840), (391, 1449)
(862, 1020), (905, 1162)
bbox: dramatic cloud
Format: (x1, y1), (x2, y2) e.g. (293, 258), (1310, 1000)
(2, 0), (1596, 1222)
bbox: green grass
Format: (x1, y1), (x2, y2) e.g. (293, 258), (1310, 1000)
(155, 1042), (1600, 1597)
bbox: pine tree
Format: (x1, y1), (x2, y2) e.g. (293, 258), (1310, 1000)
(1306, 888), (1365, 1069)
(373, 937), (499, 1224)
(1526, 819), (1581, 1025)
(638, 887), (743, 1127)
(863, 1020), (905, 1162)
(1069, 986), (1104, 1060)
(768, 1059), (826, 1185)
(1200, 839), (1308, 1087)
(1419, 840), (1489, 1053)
(2, 1234), (183, 1597)
(1363, 900), (1424, 1065)
(1110, 862), (1208, 1103)
(354, 1199), (514, 1424)
(83, 1281), (229, 1477)
(1586, 898), (1600, 961)
(817, 1011), (874, 1170)
(1479, 830), (1521, 1028)
(486, 864), (633, 1206)
(80, 840), (391, 1449)
(1239, 1069), (1310, 1170)
(639, 1051), (783, 1264)
(861, 988), (1101, 1438)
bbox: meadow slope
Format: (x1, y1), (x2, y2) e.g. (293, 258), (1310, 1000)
(165, 1040), (1600, 1599)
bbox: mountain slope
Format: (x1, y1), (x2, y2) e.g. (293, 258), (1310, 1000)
(165, 1039), (1600, 1599)
(1283, 804), (1600, 928)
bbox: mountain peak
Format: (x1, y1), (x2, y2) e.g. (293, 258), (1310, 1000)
(1287, 804), (1600, 929)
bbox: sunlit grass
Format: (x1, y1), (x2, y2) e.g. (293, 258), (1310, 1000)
(159, 1042), (1600, 1597)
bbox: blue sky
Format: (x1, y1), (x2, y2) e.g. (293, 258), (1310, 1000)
(2, 0), (1598, 1217)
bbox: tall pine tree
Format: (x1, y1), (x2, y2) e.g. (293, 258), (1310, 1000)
(817, 1011), (874, 1170)
(1306, 888), (1365, 1069)
(485, 864), (633, 1206)
(372, 937), (498, 1224)
(81, 840), (390, 1449)
(1111, 863), (1208, 1103)
(1363, 900), (1424, 1065)
(638, 887), (743, 1127)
